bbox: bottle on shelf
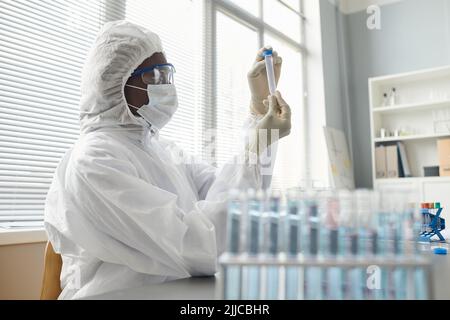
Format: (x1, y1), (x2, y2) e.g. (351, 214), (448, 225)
(381, 93), (389, 107)
(389, 87), (398, 106)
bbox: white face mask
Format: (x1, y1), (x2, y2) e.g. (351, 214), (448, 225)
(127, 84), (178, 131)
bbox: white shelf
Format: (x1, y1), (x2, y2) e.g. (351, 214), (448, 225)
(370, 65), (450, 187)
(369, 65), (450, 86)
(373, 100), (450, 115)
(375, 176), (450, 183)
(374, 132), (450, 143)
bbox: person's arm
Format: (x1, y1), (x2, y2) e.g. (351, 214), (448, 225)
(184, 113), (265, 201)
(45, 138), (260, 278)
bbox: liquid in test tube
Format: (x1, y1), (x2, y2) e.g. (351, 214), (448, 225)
(264, 191), (281, 299)
(263, 49), (277, 95)
(243, 189), (263, 300)
(225, 190), (244, 299)
(305, 195), (323, 300)
(285, 190), (301, 300)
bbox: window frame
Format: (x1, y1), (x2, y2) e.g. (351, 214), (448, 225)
(205, 0), (309, 180)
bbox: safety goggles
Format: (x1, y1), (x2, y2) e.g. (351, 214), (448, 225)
(131, 63), (176, 85)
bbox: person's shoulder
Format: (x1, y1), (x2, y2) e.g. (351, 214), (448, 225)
(71, 132), (129, 166)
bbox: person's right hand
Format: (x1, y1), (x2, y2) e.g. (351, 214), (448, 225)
(258, 91), (291, 140)
(248, 91), (291, 155)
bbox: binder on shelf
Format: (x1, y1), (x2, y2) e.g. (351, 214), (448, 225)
(397, 142), (412, 177)
(386, 145), (399, 178)
(438, 138), (450, 177)
(375, 145), (387, 178)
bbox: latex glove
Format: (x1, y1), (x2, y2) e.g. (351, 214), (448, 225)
(248, 91), (291, 156)
(247, 46), (282, 116)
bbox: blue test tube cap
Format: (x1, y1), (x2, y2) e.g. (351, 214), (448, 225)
(263, 49), (273, 57)
(433, 247), (448, 255)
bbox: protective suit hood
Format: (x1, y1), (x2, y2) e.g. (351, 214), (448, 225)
(79, 20), (163, 133)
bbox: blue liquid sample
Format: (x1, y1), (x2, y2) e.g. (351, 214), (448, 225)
(349, 233), (364, 300)
(326, 229), (343, 299)
(227, 210), (241, 253)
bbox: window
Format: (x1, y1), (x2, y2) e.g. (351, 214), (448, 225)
(215, 12), (258, 166)
(125, 0), (204, 156)
(0, 0), (306, 228)
(212, 0), (306, 191)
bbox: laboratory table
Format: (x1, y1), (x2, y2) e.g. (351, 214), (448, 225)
(87, 245), (450, 300)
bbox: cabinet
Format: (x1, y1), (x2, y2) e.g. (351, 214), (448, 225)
(369, 66), (450, 222)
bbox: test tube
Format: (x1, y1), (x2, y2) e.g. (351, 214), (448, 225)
(319, 191), (342, 300)
(392, 193), (408, 300)
(263, 48), (277, 95)
(263, 190), (281, 299)
(285, 189), (302, 300)
(355, 190), (374, 299)
(366, 191), (386, 300)
(225, 189), (244, 299)
(435, 202), (441, 230)
(426, 203), (432, 233)
(242, 189), (264, 300)
(304, 192), (323, 300)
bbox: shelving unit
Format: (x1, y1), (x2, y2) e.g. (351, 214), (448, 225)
(372, 99), (450, 115)
(369, 65), (450, 222)
(374, 133), (450, 143)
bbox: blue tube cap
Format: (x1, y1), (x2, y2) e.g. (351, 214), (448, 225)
(433, 247), (448, 255)
(263, 49), (273, 56)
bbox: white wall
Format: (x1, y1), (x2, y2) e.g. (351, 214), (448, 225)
(322, 0), (450, 187)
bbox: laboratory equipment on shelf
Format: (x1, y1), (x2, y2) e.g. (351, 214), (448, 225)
(419, 202), (446, 242)
(220, 188), (432, 300)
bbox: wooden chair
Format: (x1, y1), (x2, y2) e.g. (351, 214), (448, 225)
(40, 242), (62, 300)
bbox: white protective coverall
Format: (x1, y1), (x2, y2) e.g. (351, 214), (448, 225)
(44, 21), (270, 299)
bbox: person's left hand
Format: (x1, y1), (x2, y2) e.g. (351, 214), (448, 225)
(247, 46), (282, 115)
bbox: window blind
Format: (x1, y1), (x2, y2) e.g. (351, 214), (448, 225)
(0, 0), (105, 228)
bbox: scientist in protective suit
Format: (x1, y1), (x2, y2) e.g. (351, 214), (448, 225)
(44, 20), (291, 299)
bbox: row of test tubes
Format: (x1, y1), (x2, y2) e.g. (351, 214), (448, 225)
(221, 188), (431, 300)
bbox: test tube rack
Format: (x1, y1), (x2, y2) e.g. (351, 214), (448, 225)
(218, 253), (433, 300)
(419, 204), (446, 242)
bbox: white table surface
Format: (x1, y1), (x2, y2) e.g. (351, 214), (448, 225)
(87, 243), (450, 300)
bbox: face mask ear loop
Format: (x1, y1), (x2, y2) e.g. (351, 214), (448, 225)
(126, 84), (147, 92)
(127, 104), (140, 111)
